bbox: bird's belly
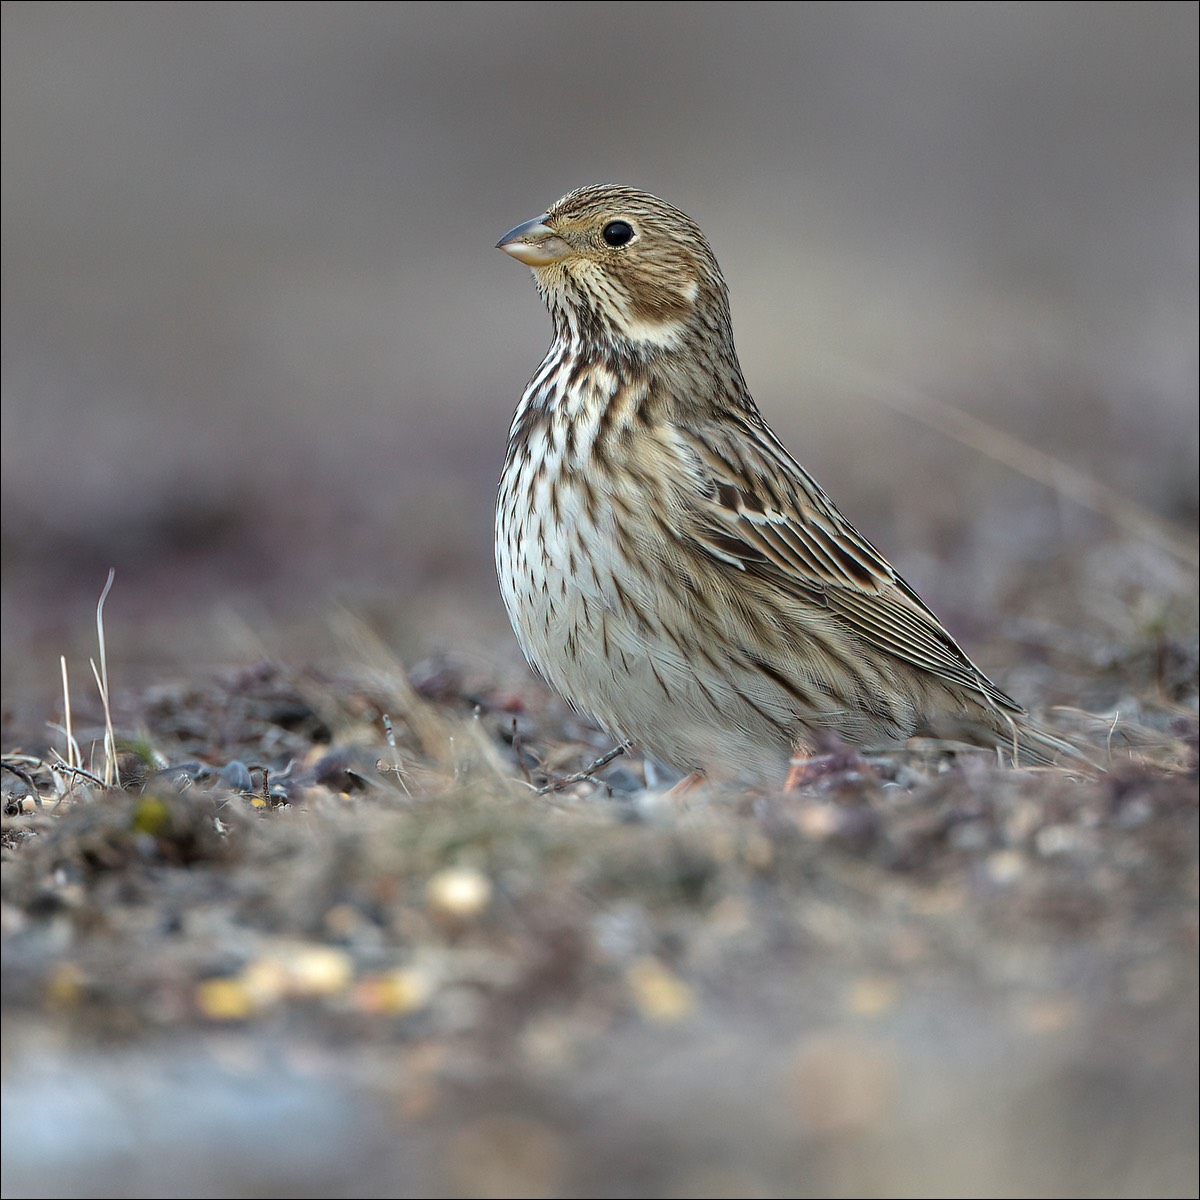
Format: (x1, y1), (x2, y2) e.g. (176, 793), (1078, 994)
(497, 479), (798, 779)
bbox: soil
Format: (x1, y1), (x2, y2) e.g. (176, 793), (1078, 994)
(3, 621), (1196, 1198)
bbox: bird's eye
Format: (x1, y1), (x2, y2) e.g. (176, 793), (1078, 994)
(602, 220), (635, 247)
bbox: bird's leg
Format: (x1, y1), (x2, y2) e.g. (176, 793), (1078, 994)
(665, 771), (706, 798)
(784, 756), (819, 791)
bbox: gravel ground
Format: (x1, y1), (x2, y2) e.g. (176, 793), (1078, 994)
(3, 621), (1196, 1198)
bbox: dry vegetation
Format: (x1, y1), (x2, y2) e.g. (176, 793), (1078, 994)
(2, 564), (1196, 1198)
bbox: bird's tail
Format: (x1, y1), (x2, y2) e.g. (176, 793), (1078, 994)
(1003, 713), (1103, 771)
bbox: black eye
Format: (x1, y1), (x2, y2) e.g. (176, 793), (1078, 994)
(602, 220), (635, 247)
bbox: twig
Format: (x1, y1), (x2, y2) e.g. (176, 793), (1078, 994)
(377, 715), (412, 795)
(47, 758), (109, 789)
(1, 760), (43, 807)
(536, 742), (630, 795)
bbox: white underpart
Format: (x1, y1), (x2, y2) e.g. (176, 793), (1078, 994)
(497, 340), (618, 630)
(496, 336), (803, 780)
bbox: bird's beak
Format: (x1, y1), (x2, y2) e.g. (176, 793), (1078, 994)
(496, 216), (572, 267)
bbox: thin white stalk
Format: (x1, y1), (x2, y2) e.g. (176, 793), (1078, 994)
(59, 655), (80, 771)
(93, 569), (118, 788)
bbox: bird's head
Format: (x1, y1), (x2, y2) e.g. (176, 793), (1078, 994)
(497, 184), (733, 361)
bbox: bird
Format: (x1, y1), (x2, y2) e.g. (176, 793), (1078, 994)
(494, 183), (1082, 784)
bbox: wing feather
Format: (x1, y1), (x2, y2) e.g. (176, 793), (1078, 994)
(678, 413), (1021, 713)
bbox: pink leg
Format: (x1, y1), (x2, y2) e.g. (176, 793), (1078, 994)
(665, 771), (706, 797)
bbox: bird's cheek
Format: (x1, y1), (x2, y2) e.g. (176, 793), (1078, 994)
(629, 284), (695, 326)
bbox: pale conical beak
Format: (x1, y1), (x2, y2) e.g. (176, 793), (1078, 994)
(496, 216), (572, 266)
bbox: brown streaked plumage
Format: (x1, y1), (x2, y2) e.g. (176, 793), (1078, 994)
(495, 184), (1079, 782)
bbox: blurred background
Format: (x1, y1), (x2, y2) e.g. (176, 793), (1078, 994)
(2, 9), (1197, 1198)
(3, 1), (1197, 707)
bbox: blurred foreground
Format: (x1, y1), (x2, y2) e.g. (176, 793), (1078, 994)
(2, 621), (1197, 1197)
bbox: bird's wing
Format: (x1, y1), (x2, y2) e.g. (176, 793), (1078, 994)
(676, 413), (1022, 711)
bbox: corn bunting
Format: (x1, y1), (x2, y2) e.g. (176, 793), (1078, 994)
(496, 184), (1079, 782)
